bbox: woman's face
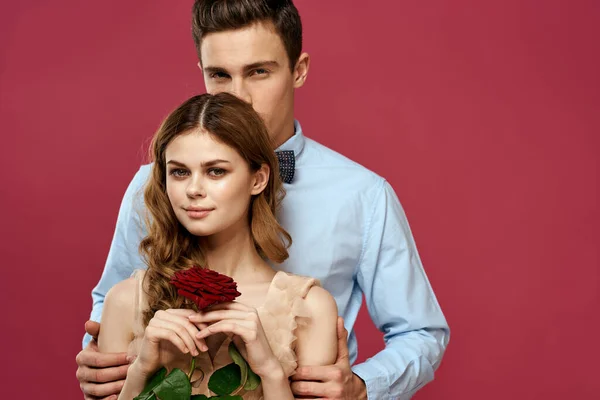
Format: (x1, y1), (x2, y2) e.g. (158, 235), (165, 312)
(165, 129), (268, 240)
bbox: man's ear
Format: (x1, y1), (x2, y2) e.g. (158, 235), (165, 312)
(197, 61), (203, 72)
(251, 164), (270, 195)
(293, 52), (310, 88)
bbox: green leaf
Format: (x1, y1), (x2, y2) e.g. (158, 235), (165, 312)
(243, 367), (261, 391)
(152, 368), (192, 400)
(134, 368), (167, 400)
(191, 393), (245, 399)
(206, 343), (261, 396)
(208, 363), (241, 395)
(133, 393), (156, 400)
(228, 342), (261, 391)
(227, 343), (248, 390)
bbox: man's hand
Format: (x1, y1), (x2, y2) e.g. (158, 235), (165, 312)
(75, 321), (129, 400)
(291, 317), (368, 400)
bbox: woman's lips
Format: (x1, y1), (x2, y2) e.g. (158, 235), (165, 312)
(185, 207), (214, 219)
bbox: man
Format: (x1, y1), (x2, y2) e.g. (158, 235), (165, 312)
(76, 1), (449, 399)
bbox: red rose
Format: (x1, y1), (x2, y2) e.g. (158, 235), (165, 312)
(170, 266), (241, 310)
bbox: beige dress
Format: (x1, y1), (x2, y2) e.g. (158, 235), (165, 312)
(127, 270), (319, 399)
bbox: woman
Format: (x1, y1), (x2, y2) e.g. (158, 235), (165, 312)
(97, 93), (338, 399)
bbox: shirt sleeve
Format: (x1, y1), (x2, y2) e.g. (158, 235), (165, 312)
(351, 179), (450, 399)
(82, 165), (151, 348)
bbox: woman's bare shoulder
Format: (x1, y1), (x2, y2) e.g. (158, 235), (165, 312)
(303, 285), (338, 320)
(98, 276), (139, 352)
(105, 276), (138, 309)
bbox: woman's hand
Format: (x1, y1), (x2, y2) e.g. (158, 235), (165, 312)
(189, 302), (283, 380)
(133, 309), (208, 377)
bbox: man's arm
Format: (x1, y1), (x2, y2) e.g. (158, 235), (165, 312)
(76, 165), (151, 399)
(351, 179), (450, 399)
(76, 322), (129, 400)
(83, 164), (151, 347)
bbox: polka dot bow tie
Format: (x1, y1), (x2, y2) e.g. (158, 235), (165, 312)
(276, 150), (295, 184)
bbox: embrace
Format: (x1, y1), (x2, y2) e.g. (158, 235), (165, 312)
(76, 1), (449, 399)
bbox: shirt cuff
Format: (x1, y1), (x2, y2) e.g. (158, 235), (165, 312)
(352, 362), (392, 400)
(82, 333), (93, 349)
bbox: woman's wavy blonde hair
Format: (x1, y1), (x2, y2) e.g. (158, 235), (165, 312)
(140, 92), (291, 326)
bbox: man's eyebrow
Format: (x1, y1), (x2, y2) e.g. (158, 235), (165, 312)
(242, 61), (279, 72)
(203, 66), (229, 75)
(203, 61), (280, 75)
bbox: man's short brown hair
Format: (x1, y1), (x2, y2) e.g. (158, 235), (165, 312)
(192, 0), (303, 70)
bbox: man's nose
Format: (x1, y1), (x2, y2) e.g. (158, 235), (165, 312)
(228, 79), (252, 104)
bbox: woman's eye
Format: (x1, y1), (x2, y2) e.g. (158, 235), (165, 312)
(208, 168), (226, 177)
(169, 168), (189, 177)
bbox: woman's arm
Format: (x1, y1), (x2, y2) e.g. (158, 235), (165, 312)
(96, 277), (148, 399)
(294, 286), (339, 367)
(97, 277), (136, 353)
(261, 286), (338, 399)
(285, 286), (339, 399)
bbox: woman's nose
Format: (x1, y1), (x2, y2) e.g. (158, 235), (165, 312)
(186, 176), (206, 198)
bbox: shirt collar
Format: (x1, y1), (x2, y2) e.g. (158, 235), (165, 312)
(275, 120), (306, 159)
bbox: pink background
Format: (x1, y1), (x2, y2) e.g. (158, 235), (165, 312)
(1, 0), (598, 398)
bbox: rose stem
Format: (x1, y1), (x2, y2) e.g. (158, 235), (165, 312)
(188, 356), (196, 381)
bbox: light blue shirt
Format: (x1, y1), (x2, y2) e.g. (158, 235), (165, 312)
(85, 121), (449, 399)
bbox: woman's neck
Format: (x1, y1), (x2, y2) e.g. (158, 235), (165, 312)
(201, 223), (274, 283)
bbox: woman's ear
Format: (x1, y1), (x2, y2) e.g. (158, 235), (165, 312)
(250, 164), (270, 195)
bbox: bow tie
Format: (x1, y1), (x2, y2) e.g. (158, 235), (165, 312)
(276, 150), (295, 184)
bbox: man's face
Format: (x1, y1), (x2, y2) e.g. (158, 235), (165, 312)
(199, 22), (307, 147)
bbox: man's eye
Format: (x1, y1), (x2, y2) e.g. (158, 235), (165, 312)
(252, 69), (269, 76)
(169, 168), (189, 177)
(211, 72), (230, 80)
(208, 168), (226, 177)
